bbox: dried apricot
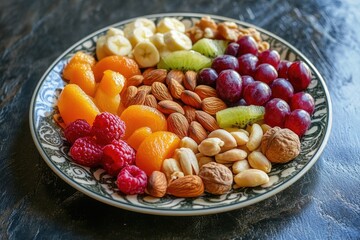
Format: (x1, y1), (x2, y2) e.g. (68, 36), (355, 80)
(126, 127), (152, 150)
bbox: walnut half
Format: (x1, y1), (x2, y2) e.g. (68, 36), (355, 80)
(261, 127), (301, 163)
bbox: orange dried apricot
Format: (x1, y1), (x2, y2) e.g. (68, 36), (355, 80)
(57, 84), (100, 126)
(120, 105), (167, 139)
(63, 63), (96, 96)
(92, 55), (141, 82)
(63, 51), (96, 80)
(94, 89), (120, 115)
(126, 127), (152, 151)
(136, 131), (180, 176)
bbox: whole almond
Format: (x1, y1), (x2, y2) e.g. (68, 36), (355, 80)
(167, 113), (189, 138)
(138, 85), (152, 94)
(167, 175), (204, 197)
(168, 78), (185, 99)
(127, 89), (147, 106)
(152, 82), (173, 101)
(183, 105), (196, 123)
(189, 121), (208, 144)
(144, 94), (158, 108)
(121, 86), (138, 107)
(194, 85), (218, 99)
(195, 110), (220, 132)
(184, 71), (197, 91)
(125, 75), (144, 87)
(157, 100), (185, 115)
(166, 70), (185, 85)
(143, 69), (167, 85)
(180, 90), (202, 109)
(201, 97), (227, 115)
(146, 171), (167, 198)
(142, 67), (156, 78)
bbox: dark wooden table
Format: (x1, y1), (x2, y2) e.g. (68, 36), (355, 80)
(1, 0), (359, 239)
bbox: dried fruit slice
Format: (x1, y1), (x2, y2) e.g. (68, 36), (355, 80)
(157, 50), (212, 71)
(192, 38), (228, 58)
(216, 105), (265, 128)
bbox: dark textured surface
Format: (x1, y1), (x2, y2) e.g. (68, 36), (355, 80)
(0, 0), (359, 239)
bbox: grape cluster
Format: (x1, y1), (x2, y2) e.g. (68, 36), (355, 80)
(198, 36), (315, 136)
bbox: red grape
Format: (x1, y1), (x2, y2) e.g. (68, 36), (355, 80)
(237, 53), (258, 76)
(277, 60), (292, 79)
(237, 36), (258, 56)
(258, 49), (280, 69)
(287, 61), (312, 92)
(243, 81), (271, 106)
(241, 75), (255, 90)
(264, 98), (291, 127)
(270, 78), (294, 103)
(285, 109), (311, 137)
(211, 55), (240, 73)
(225, 42), (240, 56)
(216, 69), (242, 104)
(290, 92), (315, 114)
(254, 63), (278, 84)
(197, 68), (218, 87)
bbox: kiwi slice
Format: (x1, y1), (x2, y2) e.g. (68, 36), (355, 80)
(192, 38), (228, 58)
(157, 50), (212, 71)
(216, 105), (265, 128)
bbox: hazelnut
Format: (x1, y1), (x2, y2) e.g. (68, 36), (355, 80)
(198, 162), (233, 195)
(261, 127), (301, 163)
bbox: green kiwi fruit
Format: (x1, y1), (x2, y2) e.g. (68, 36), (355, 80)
(192, 38), (228, 58)
(216, 105), (265, 128)
(157, 50), (212, 71)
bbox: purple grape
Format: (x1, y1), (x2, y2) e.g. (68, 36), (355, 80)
(243, 81), (272, 106)
(237, 53), (258, 76)
(287, 61), (312, 92)
(197, 68), (218, 87)
(225, 42), (240, 56)
(277, 60), (292, 79)
(270, 78), (294, 103)
(254, 63), (278, 84)
(241, 75), (255, 90)
(258, 49), (280, 69)
(290, 92), (315, 115)
(236, 36), (258, 56)
(211, 55), (240, 73)
(285, 109), (311, 137)
(216, 69), (242, 104)
(264, 98), (291, 127)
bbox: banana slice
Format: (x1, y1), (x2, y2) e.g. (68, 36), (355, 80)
(133, 41), (160, 68)
(125, 26), (154, 47)
(156, 17), (185, 33)
(104, 35), (132, 56)
(124, 18), (156, 36)
(106, 27), (124, 37)
(163, 30), (192, 51)
(150, 33), (166, 49)
(96, 35), (108, 60)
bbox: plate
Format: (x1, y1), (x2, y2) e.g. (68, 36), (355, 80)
(29, 13), (332, 216)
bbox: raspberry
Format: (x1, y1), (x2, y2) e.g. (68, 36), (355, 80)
(102, 140), (135, 176)
(70, 137), (103, 167)
(64, 119), (92, 144)
(116, 165), (147, 195)
(92, 112), (126, 145)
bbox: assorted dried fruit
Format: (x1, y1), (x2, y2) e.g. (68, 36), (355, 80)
(56, 16), (314, 198)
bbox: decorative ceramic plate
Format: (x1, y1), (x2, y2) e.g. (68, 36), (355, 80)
(29, 13), (332, 216)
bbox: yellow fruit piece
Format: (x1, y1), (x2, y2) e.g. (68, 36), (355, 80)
(126, 127), (152, 151)
(98, 70), (125, 96)
(94, 88), (120, 114)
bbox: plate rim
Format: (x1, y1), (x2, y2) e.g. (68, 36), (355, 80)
(29, 12), (333, 216)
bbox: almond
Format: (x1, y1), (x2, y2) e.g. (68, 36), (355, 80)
(121, 86), (138, 107)
(195, 110), (220, 132)
(146, 171), (167, 198)
(126, 89), (146, 106)
(189, 121), (208, 144)
(157, 100), (185, 115)
(152, 82), (173, 101)
(201, 97), (227, 115)
(166, 70), (185, 85)
(168, 78), (185, 99)
(183, 105), (196, 123)
(180, 90), (202, 109)
(167, 112), (189, 139)
(144, 94), (158, 108)
(143, 69), (167, 85)
(184, 70), (197, 91)
(125, 75), (144, 87)
(194, 85), (217, 99)
(167, 175), (204, 197)
(138, 85), (152, 94)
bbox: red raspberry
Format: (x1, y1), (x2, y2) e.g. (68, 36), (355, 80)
(116, 165), (147, 195)
(64, 119), (92, 144)
(70, 137), (103, 167)
(102, 140), (135, 176)
(92, 112), (126, 145)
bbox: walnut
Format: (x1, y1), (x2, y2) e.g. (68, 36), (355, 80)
(261, 127), (301, 163)
(198, 162), (233, 195)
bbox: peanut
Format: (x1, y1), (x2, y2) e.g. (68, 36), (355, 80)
(234, 169), (269, 187)
(246, 123), (263, 151)
(198, 137), (224, 156)
(232, 160), (250, 174)
(248, 151), (272, 173)
(215, 149), (247, 163)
